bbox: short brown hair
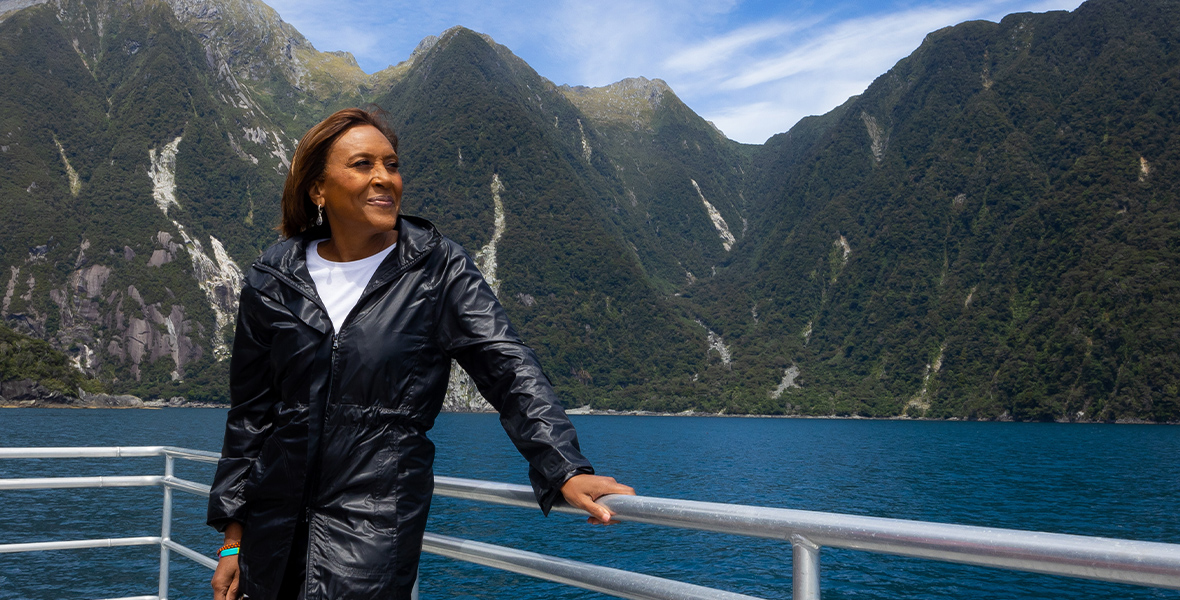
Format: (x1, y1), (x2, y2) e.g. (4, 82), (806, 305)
(279, 107), (399, 238)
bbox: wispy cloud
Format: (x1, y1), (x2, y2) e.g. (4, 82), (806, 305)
(546, 0), (740, 85)
(718, 7), (979, 90)
(662, 20), (814, 74)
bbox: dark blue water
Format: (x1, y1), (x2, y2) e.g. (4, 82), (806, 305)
(0, 410), (1177, 600)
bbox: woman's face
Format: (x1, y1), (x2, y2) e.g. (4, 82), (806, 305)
(310, 124), (403, 239)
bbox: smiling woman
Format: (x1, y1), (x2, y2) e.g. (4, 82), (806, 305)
(207, 107), (634, 600)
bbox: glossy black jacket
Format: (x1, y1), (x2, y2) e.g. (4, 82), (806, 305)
(206, 216), (593, 600)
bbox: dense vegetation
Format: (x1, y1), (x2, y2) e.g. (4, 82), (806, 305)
(0, 324), (103, 396)
(0, 0), (1177, 420)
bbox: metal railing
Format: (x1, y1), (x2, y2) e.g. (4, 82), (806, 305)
(0, 446), (221, 600)
(2, 446), (1180, 600)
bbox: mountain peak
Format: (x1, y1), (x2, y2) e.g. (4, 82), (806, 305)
(440, 25), (497, 46)
(559, 76), (673, 129)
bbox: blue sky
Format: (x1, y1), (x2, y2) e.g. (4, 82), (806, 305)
(264, 0), (1086, 144)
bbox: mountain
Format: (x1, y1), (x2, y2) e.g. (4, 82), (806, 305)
(0, 0), (1177, 420)
(689, 0), (1180, 421)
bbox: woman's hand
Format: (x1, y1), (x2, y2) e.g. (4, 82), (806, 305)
(560, 474), (635, 524)
(212, 522), (243, 600)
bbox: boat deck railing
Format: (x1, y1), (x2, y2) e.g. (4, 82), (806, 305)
(2, 446), (1180, 599)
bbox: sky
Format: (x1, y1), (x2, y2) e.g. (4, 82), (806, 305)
(263, 0), (1087, 144)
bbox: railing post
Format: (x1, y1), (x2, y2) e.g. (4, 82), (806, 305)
(158, 454), (174, 600)
(792, 534), (821, 600)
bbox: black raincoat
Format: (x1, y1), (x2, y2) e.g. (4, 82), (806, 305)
(206, 215), (594, 600)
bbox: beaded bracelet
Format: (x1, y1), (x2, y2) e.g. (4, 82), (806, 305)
(217, 541), (241, 558)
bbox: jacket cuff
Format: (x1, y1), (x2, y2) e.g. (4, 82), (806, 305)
(531, 465), (595, 516)
(207, 516), (242, 534)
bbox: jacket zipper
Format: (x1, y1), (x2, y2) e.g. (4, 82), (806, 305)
(299, 332), (338, 598)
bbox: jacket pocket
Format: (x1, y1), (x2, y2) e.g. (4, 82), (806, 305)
(308, 508), (401, 579)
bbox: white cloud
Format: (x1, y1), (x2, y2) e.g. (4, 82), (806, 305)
(707, 76), (868, 144)
(546, 0), (741, 85)
(663, 20), (813, 74)
(719, 7), (978, 90)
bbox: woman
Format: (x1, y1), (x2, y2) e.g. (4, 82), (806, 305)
(207, 107), (633, 600)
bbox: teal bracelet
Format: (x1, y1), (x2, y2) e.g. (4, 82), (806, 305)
(218, 547), (240, 558)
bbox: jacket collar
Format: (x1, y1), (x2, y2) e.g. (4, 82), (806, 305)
(254, 214), (442, 305)
(258, 215), (439, 276)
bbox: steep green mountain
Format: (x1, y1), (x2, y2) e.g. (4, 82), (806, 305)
(689, 0), (1180, 421)
(0, 0), (298, 401)
(1, 0), (1177, 421)
(374, 29), (725, 408)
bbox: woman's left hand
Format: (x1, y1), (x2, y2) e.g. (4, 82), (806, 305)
(560, 474), (636, 524)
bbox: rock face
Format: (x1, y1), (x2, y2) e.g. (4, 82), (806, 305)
(440, 175), (503, 413)
(0, 380), (142, 407)
(0, 379), (73, 405)
(78, 390), (145, 407)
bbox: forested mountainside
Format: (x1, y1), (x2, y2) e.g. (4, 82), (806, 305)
(689, 0), (1180, 421)
(0, 0), (1176, 420)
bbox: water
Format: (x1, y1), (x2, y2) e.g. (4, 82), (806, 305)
(0, 409), (1178, 599)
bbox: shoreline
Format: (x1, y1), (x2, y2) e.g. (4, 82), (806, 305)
(0, 400), (227, 409)
(3, 403), (1172, 424)
(562, 408), (1173, 425)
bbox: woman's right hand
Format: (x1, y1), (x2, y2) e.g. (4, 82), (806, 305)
(212, 555), (240, 600)
(212, 522), (243, 600)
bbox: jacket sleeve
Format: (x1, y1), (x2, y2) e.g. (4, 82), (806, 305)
(207, 281), (280, 532)
(437, 245), (594, 515)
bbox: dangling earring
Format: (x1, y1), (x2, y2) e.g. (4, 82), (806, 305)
(316, 204), (324, 226)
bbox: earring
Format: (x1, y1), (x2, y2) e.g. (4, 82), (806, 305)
(316, 204), (323, 226)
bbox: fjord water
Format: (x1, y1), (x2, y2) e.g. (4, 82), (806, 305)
(0, 410), (1177, 600)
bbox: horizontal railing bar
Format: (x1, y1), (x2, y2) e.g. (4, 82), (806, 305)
(0, 475), (163, 490)
(0, 446), (167, 459)
(0, 475), (211, 495)
(595, 496), (1180, 590)
(163, 539), (218, 570)
(422, 533), (761, 600)
(0, 536), (161, 553)
(163, 475), (212, 496)
(95, 595), (159, 600)
(435, 476), (561, 512)
(0, 446), (219, 463)
(435, 476), (1180, 590)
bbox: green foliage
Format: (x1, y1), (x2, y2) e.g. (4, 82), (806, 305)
(0, 323), (103, 395)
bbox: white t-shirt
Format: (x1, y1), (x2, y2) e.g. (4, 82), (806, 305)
(306, 239), (397, 332)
